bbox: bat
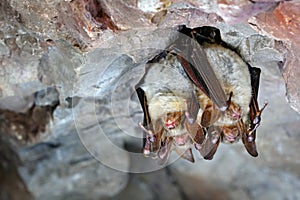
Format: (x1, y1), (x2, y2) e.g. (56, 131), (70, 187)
(175, 25), (267, 158)
(135, 25), (267, 163)
(136, 51), (204, 164)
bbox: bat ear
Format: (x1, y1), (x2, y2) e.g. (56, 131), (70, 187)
(242, 133), (258, 157)
(192, 26), (222, 44)
(197, 126), (221, 160)
(201, 105), (221, 127)
(185, 119), (205, 145)
(226, 91), (233, 111)
(157, 138), (173, 165)
(175, 148), (195, 163)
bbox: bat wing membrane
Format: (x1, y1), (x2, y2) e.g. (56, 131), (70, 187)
(173, 26), (228, 111)
(241, 66), (261, 157)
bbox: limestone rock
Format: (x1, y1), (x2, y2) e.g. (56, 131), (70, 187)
(1, 1), (300, 200)
(249, 1), (300, 114)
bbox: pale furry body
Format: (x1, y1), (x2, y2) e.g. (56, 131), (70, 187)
(197, 44), (252, 126)
(139, 54), (195, 137)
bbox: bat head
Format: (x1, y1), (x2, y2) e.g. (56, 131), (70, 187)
(164, 111), (184, 129)
(221, 124), (239, 143)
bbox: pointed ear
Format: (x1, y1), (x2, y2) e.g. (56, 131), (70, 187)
(242, 131), (258, 157)
(151, 119), (164, 153)
(238, 120), (258, 157)
(157, 137), (173, 165)
(185, 118), (205, 145)
(174, 147), (195, 163)
(201, 104), (221, 128)
(226, 91), (233, 109)
(198, 126), (221, 160)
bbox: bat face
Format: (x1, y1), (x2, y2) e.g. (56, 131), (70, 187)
(164, 111), (183, 129)
(136, 25), (267, 164)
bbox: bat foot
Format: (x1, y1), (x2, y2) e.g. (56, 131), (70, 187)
(261, 101), (268, 111)
(143, 148), (151, 157)
(194, 143), (201, 150)
(143, 138), (151, 157)
(139, 122), (156, 142)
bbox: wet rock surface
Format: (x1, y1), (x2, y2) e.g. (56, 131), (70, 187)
(1, 0), (300, 200)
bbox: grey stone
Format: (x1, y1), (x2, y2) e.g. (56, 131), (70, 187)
(1, 1), (300, 200)
(18, 132), (128, 200)
(34, 87), (59, 107)
(38, 42), (83, 103)
(17, 95), (130, 199)
(0, 40), (10, 56)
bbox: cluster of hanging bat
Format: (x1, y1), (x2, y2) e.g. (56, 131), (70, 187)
(135, 25), (267, 164)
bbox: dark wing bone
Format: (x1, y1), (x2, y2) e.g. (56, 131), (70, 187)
(173, 25), (228, 111)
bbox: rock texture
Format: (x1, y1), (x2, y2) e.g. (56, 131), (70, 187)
(1, 0), (300, 200)
(249, 1), (300, 113)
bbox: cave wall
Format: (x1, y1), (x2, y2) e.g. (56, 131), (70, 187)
(1, 0), (300, 200)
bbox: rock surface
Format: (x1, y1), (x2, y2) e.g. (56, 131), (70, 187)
(249, 1), (300, 113)
(1, 0), (300, 200)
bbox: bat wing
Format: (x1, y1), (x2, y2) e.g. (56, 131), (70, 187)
(173, 25), (228, 111)
(136, 87), (163, 154)
(241, 66), (261, 157)
(136, 87), (151, 127)
(248, 66), (261, 128)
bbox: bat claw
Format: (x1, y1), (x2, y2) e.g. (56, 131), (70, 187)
(139, 122), (145, 129)
(143, 148), (151, 157)
(143, 139), (151, 157)
(139, 122), (152, 134)
(194, 143), (201, 150)
(139, 122), (156, 143)
(260, 101), (268, 113)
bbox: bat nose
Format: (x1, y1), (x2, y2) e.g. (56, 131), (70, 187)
(166, 120), (176, 129)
